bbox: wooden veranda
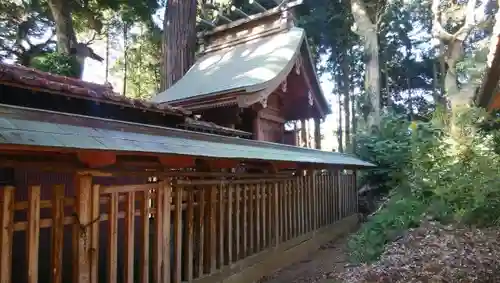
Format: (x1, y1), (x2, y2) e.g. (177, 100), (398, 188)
(0, 106), (370, 283)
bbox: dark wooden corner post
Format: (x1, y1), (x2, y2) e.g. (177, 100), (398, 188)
(73, 172), (101, 283)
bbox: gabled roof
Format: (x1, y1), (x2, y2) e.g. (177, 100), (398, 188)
(152, 1), (330, 116)
(0, 104), (374, 168)
(152, 27), (305, 103)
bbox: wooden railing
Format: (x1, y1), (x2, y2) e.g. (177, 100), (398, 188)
(0, 170), (357, 283)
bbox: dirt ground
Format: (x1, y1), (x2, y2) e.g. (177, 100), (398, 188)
(257, 235), (351, 283)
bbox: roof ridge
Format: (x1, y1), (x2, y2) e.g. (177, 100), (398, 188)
(197, 0), (302, 39)
(200, 24), (293, 56)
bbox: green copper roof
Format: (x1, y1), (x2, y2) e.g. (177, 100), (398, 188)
(0, 105), (374, 168)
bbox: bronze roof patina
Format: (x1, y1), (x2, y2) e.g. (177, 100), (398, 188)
(0, 104), (374, 168)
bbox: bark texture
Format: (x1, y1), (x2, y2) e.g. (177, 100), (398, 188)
(350, 0), (381, 129)
(341, 54), (351, 150)
(46, 0), (104, 78)
(431, 0), (489, 110)
(46, 0), (76, 54)
(161, 0), (198, 91)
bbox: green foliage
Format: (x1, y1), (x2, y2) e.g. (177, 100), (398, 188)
(348, 194), (427, 263)
(354, 113), (414, 194)
(349, 107), (500, 263)
(30, 52), (81, 78)
(111, 27), (161, 99)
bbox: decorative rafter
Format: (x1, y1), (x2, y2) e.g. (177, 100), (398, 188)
(196, 0), (300, 34)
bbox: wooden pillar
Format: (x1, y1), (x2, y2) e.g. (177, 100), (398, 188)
(253, 111), (262, 141)
(314, 118), (321, 150)
(311, 170), (318, 230)
(273, 182), (280, 247)
(0, 186), (14, 283)
(300, 119), (307, 148)
(73, 174), (93, 283)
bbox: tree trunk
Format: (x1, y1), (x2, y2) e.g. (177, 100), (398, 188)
(351, 92), (357, 153)
(105, 27), (110, 82)
(350, 0), (381, 130)
(161, 0), (198, 91)
(123, 23), (129, 96)
(338, 93), (344, 153)
(431, 0), (490, 136)
(341, 53), (351, 150)
(46, 0), (76, 54)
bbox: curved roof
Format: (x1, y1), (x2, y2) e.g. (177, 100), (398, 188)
(152, 27), (305, 104)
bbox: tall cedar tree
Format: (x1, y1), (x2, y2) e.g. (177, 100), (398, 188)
(161, 0), (198, 90)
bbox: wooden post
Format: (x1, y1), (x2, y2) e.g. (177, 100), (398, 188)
(314, 117), (321, 149)
(354, 171), (358, 214)
(218, 185), (225, 267)
(51, 185), (65, 283)
(248, 185), (254, 254)
(27, 186), (40, 283)
(73, 174), (93, 283)
(108, 192), (119, 283)
(90, 185), (100, 283)
(242, 185), (248, 257)
(0, 186), (14, 283)
(173, 186), (183, 282)
(140, 190), (150, 283)
(312, 171), (318, 230)
(226, 185), (233, 264)
(124, 192), (135, 283)
(235, 185), (241, 260)
(183, 188), (194, 281)
(273, 182), (279, 247)
(162, 181), (173, 282)
(337, 170), (342, 220)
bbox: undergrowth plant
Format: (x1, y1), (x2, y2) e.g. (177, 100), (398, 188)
(348, 107), (500, 263)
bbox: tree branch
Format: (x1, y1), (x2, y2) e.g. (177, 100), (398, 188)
(431, 0), (454, 41)
(350, 0), (376, 38)
(376, 2), (391, 29)
(454, 0), (478, 41)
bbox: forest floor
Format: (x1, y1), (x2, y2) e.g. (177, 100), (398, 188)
(257, 235), (351, 283)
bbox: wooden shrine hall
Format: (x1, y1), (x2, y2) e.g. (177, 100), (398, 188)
(0, 1), (373, 283)
(153, 0), (329, 147)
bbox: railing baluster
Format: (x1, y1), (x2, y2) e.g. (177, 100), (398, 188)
(0, 186), (14, 283)
(140, 190), (150, 283)
(184, 188), (194, 281)
(173, 186), (183, 282)
(51, 185), (65, 283)
(27, 185), (40, 283)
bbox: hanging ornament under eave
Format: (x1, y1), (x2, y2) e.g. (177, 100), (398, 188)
(281, 80), (287, 92)
(308, 91), (313, 106)
(295, 57), (302, 75)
